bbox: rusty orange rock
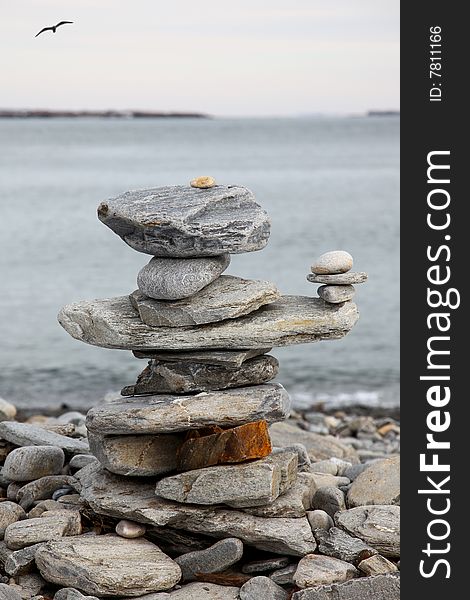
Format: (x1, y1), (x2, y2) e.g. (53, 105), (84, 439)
(177, 420), (272, 471)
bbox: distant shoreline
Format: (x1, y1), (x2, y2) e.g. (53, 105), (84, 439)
(0, 109), (211, 119)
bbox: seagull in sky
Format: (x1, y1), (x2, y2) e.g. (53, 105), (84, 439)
(35, 21), (74, 38)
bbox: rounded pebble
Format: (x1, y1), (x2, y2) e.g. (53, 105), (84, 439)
(311, 251), (353, 275)
(190, 176), (216, 189)
(115, 519), (146, 539)
(307, 509), (334, 531)
(318, 285), (355, 304)
(3, 446), (65, 482)
(0, 397), (17, 421)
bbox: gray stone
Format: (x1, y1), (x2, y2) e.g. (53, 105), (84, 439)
(77, 463), (317, 556)
(131, 582), (240, 599)
(58, 295), (359, 351)
(0, 583), (22, 600)
(318, 285), (355, 304)
(4, 510), (81, 550)
(121, 355), (279, 396)
(0, 423), (89, 456)
(242, 557), (290, 574)
(347, 456), (400, 507)
(270, 422), (359, 463)
(307, 510), (334, 531)
(4, 543), (43, 576)
(335, 506), (400, 558)
(97, 184), (271, 256)
(239, 576), (288, 600)
(0, 398), (16, 421)
(15, 572), (46, 597)
(132, 348), (272, 368)
(311, 251), (353, 275)
(115, 520), (146, 539)
(7, 482), (22, 501)
(175, 538), (243, 582)
(36, 534), (181, 597)
(2, 446), (65, 482)
(87, 384), (291, 435)
(155, 451), (298, 508)
(292, 574), (400, 599)
(358, 555), (399, 576)
(17, 476), (80, 510)
(312, 486), (346, 517)
(131, 276), (280, 327)
(269, 564), (297, 585)
(243, 472), (316, 518)
(88, 432), (183, 477)
(307, 272), (368, 285)
(280, 444), (312, 472)
(314, 527), (377, 563)
(310, 460), (338, 475)
(137, 255), (230, 300)
(69, 455), (98, 471)
(311, 474), (351, 489)
(53, 488), (75, 501)
(294, 554), (358, 588)
(0, 502), (26, 539)
(54, 590), (99, 600)
(341, 464), (369, 481)
(28, 500), (62, 519)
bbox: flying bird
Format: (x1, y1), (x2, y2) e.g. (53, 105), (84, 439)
(35, 21), (74, 38)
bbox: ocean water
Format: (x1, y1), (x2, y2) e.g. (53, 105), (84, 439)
(0, 116), (399, 413)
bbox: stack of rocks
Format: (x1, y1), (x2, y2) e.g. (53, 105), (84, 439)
(307, 251), (368, 304)
(50, 179), (377, 597)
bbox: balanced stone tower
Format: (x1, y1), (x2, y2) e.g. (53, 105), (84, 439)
(58, 178), (364, 590)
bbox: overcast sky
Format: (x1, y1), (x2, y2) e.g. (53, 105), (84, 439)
(1, 1), (399, 116)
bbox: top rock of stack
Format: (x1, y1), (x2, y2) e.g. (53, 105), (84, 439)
(311, 251), (353, 275)
(97, 185), (271, 257)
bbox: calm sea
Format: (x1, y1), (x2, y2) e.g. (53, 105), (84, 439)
(0, 116), (399, 413)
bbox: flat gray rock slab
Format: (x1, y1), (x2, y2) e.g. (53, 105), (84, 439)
(347, 456), (400, 507)
(4, 510), (81, 550)
(77, 464), (317, 556)
(54, 590), (99, 600)
(97, 184), (271, 256)
(335, 506), (400, 558)
(243, 472), (316, 518)
(132, 348), (272, 367)
(130, 275), (281, 326)
(58, 295), (359, 351)
(16, 475), (80, 511)
(242, 557), (290, 574)
(358, 554), (399, 576)
(270, 422), (359, 463)
(88, 432), (183, 477)
(175, 537), (243, 582)
(307, 273), (367, 285)
(35, 534), (181, 597)
(134, 582), (240, 599)
(293, 554), (358, 588)
(239, 576), (288, 600)
(155, 451), (298, 508)
(87, 384), (291, 435)
(0, 583), (22, 600)
(318, 285), (355, 304)
(292, 574), (400, 599)
(5, 543), (44, 576)
(0, 422), (89, 456)
(137, 255), (230, 300)
(0, 502), (25, 539)
(314, 527), (377, 563)
(121, 355), (279, 396)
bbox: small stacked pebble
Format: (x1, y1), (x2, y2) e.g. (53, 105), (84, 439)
(0, 180), (399, 599)
(307, 251), (368, 305)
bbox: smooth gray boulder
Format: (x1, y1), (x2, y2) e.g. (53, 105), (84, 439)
(307, 510), (334, 531)
(77, 464), (317, 556)
(132, 348), (271, 367)
(4, 510), (82, 550)
(35, 534), (181, 597)
(318, 285), (355, 304)
(311, 251), (353, 275)
(312, 486), (346, 517)
(130, 275), (280, 326)
(87, 384), (291, 435)
(2, 446), (65, 482)
(136, 255), (230, 300)
(293, 554), (358, 588)
(175, 538), (243, 582)
(292, 574), (400, 599)
(0, 422), (89, 455)
(307, 272), (367, 285)
(314, 527), (377, 563)
(88, 432), (183, 477)
(0, 583), (22, 600)
(239, 576), (288, 600)
(155, 451), (298, 508)
(58, 295), (359, 351)
(97, 184), (271, 256)
(121, 355), (279, 396)
(335, 506), (400, 558)
(347, 456), (400, 507)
